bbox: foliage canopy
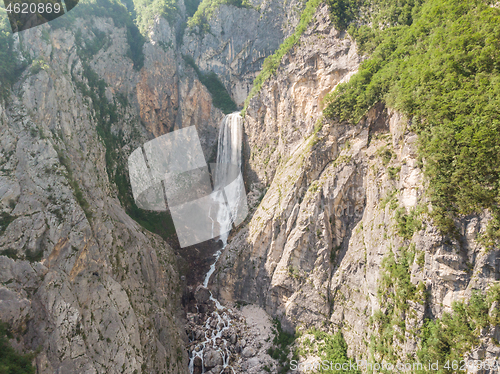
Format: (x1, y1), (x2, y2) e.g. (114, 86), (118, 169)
(324, 0), (500, 235)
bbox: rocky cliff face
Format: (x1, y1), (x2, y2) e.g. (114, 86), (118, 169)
(1, 0), (498, 371)
(181, 0), (305, 107)
(212, 1), (500, 364)
(0, 17), (194, 373)
(0, 0), (310, 370)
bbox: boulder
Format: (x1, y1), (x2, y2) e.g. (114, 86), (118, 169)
(204, 348), (223, 369)
(193, 356), (202, 374)
(195, 286), (211, 304)
(242, 346), (256, 358)
(206, 365), (224, 374)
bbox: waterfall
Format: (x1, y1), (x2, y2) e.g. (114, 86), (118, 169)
(215, 113), (243, 177)
(205, 112), (244, 290)
(212, 112), (245, 246)
(188, 113), (244, 374)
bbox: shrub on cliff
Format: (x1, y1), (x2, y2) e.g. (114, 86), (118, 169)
(0, 321), (35, 374)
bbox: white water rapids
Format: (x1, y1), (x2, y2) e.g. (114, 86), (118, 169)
(188, 113), (244, 374)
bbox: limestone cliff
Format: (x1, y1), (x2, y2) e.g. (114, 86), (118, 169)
(0, 16), (194, 373)
(1, 0), (499, 371)
(181, 0), (305, 106)
(0, 9), (215, 374)
(212, 1), (500, 366)
(0, 0), (309, 370)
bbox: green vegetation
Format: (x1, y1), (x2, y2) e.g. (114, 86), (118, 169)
(25, 248), (43, 262)
(376, 146), (393, 167)
(132, 0), (177, 33)
(416, 250), (425, 268)
(394, 207), (422, 239)
(29, 58), (50, 75)
(327, 0), (359, 31)
(267, 319), (297, 374)
(75, 28), (111, 61)
(0, 320), (35, 374)
(478, 215), (500, 249)
(318, 332), (360, 373)
(242, 0), (322, 114)
(387, 166), (400, 180)
(0, 5), (25, 99)
(0, 248), (18, 259)
(330, 244), (340, 264)
(380, 189), (397, 210)
(0, 212), (15, 236)
(416, 286), (500, 373)
(183, 55), (237, 114)
(51, 0), (145, 70)
(327, 0), (425, 54)
(187, 0), (252, 32)
(72, 61), (120, 183)
(373, 244), (500, 373)
(54, 145), (93, 221)
(371, 245), (424, 364)
(323, 0), (500, 237)
(114, 166), (176, 240)
(302, 330), (360, 373)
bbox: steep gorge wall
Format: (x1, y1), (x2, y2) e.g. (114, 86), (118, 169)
(0, 13), (202, 374)
(181, 0), (306, 107)
(1, 0), (498, 370)
(0, 0), (314, 370)
(213, 2), (500, 363)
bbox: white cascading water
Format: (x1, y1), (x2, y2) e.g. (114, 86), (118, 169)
(188, 113), (243, 374)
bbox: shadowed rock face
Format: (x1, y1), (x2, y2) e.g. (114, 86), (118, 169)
(181, 0), (306, 107)
(211, 2), (500, 362)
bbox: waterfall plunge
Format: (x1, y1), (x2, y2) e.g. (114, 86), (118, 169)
(204, 112), (246, 288)
(211, 112), (245, 247)
(189, 113), (244, 374)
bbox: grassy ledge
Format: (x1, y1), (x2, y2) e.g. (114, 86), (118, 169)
(372, 244), (500, 372)
(0, 321), (35, 374)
